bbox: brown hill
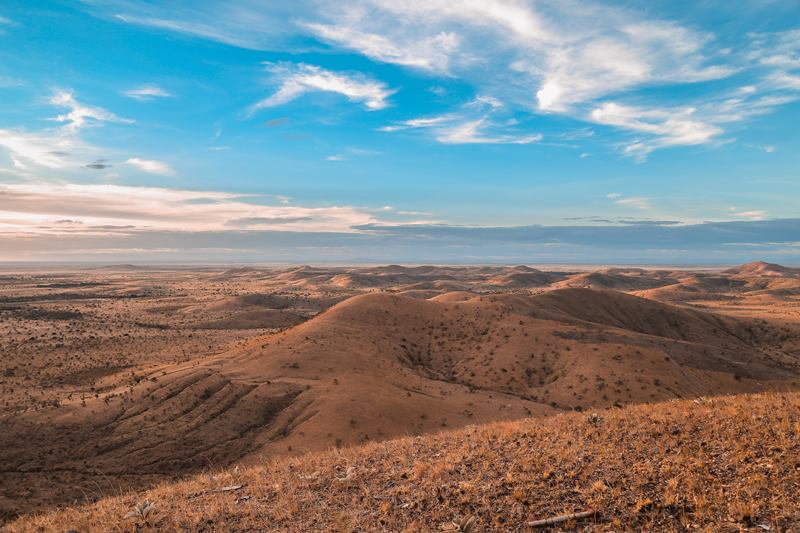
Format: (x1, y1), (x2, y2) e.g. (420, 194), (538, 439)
(555, 270), (675, 291)
(487, 269), (557, 288)
(8, 391), (799, 532)
(2, 289), (798, 519)
(724, 261), (797, 277)
(192, 309), (306, 329)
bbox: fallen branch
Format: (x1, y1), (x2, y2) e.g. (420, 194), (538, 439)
(527, 510), (598, 528)
(188, 484), (245, 498)
(211, 484), (245, 493)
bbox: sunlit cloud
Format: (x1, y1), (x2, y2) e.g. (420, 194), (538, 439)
(732, 209), (767, 220)
(0, 181), (387, 234)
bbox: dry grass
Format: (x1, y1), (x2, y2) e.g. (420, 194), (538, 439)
(7, 391), (799, 532)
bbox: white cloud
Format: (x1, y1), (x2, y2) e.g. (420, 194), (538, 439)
(590, 102), (724, 159)
(125, 157), (175, 176)
(748, 29), (800, 67)
(613, 196), (651, 210)
(49, 90), (133, 133)
(0, 181), (393, 235)
(123, 84), (173, 100)
(380, 97), (541, 145)
(325, 146), (381, 161)
(111, 4), (301, 51)
(732, 210), (767, 220)
(605, 192), (621, 199)
(104, 1), (731, 112)
(91, 1), (800, 157)
(435, 117), (541, 145)
(302, 0), (732, 115)
(0, 129), (83, 169)
(767, 71), (800, 90)
(0, 90), (127, 169)
(303, 22), (459, 73)
(249, 62), (395, 114)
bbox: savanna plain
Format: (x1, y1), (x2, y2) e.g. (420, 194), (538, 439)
(1, 262), (798, 532)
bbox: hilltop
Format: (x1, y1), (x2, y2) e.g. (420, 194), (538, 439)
(6, 391), (799, 532)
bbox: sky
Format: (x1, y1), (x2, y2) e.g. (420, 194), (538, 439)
(0, 0), (799, 264)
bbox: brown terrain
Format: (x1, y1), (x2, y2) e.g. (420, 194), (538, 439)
(1, 261), (800, 530)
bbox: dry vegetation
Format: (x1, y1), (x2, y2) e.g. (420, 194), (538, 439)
(6, 391), (799, 532)
(1, 261), (800, 530)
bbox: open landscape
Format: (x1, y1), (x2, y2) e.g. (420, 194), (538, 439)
(3, 1), (800, 530)
(1, 262), (799, 530)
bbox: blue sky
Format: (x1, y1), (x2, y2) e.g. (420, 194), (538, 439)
(0, 0), (799, 263)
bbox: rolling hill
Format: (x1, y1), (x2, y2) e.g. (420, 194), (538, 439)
(2, 288), (799, 519)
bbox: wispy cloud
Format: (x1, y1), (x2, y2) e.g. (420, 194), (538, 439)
(0, 90), (137, 170)
(731, 209), (767, 220)
(300, 0), (734, 115)
(302, 21), (459, 73)
(590, 102), (724, 159)
(0, 75), (24, 88)
(123, 84), (173, 100)
(609, 194), (652, 210)
(125, 157), (175, 176)
(111, 4), (300, 51)
(96, 1), (800, 158)
(0, 14), (17, 34)
(0, 128), (84, 169)
(49, 90), (133, 133)
(325, 147), (381, 161)
(381, 97), (541, 145)
(248, 62), (395, 114)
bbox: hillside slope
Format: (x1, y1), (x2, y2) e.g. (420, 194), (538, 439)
(7, 391), (799, 532)
(1, 289), (799, 519)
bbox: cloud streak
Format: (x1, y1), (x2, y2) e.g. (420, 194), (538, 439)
(49, 90), (133, 133)
(2, 207), (798, 263)
(0, 181), (409, 236)
(380, 97), (541, 145)
(123, 84), (173, 100)
(249, 62), (395, 114)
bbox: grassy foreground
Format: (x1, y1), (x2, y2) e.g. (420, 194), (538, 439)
(6, 392), (799, 532)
